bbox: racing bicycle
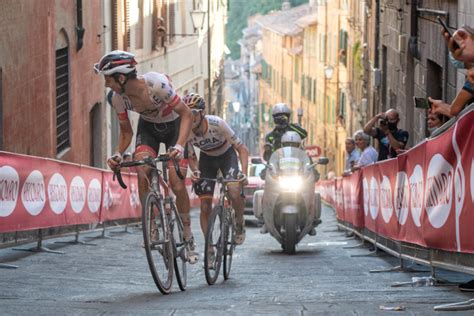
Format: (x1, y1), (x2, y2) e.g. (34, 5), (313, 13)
(199, 176), (245, 285)
(114, 154), (187, 294)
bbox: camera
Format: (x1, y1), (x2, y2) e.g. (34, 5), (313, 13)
(379, 118), (388, 126)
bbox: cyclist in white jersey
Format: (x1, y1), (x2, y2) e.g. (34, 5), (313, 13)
(183, 93), (249, 245)
(94, 50), (198, 263)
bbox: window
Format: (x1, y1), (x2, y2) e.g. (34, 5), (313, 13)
(294, 58), (299, 83)
(339, 91), (346, 119)
(111, 0), (130, 50)
(90, 103), (102, 167)
(56, 47), (70, 155)
(339, 29), (348, 66)
(135, 0), (144, 49)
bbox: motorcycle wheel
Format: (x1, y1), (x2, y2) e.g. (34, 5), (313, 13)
(283, 213), (297, 254)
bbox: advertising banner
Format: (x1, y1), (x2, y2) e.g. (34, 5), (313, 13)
(0, 153), (101, 232)
(319, 108), (474, 254)
(342, 171), (364, 228)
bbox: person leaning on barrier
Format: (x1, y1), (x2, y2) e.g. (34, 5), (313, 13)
(363, 109), (409, 161)
(263, 103), (307, 161)
(427, 111), (449, 136)
(343, 137), (360, 174)
(431, 25), (474, 117)
(351, 130), (378, 171)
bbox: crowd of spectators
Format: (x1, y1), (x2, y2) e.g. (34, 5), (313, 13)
(342, 25), (473, 177)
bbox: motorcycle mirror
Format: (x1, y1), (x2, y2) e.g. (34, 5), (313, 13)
(317, 157), (329, 165)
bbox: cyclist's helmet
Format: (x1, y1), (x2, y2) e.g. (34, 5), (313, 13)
(281, 131), (302, 148)
(93, 50), (137, 76)
(183, 93), (205, 111)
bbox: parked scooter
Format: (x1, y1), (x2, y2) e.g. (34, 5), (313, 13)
(253, 145), (328, 254)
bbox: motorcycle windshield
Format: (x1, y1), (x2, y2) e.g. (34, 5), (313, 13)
(268, 147), (311, 176)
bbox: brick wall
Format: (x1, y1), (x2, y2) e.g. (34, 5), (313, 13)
(0, 0), (104, 165)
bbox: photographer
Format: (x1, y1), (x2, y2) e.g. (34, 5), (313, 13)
(363, 109), (409, 161)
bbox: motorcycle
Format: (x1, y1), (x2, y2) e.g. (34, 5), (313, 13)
(253, 146), (328, 254)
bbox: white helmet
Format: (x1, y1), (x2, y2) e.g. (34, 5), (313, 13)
(272, 103), (291, 117)
(93, 50), (137, 76)
(281, 131), (302, 147)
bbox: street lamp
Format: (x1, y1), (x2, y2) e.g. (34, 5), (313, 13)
(190, 9), (206, 31)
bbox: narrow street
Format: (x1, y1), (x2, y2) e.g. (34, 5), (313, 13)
(1, 204), (472, 315)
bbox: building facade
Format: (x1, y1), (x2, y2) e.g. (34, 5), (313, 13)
(0, 0), (227, 168)
(0, 0), (104, 165)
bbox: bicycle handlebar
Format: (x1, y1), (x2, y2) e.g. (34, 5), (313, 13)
(113, 154), (185, 189)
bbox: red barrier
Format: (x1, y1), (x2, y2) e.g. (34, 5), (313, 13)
(0, 153), (101, 232)
(0, 152), (201, 234)
(318, 107), (474, 254)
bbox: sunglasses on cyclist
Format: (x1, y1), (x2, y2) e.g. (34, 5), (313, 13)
(192, 109), (203, 115)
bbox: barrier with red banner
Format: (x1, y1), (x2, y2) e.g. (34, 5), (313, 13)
(0, 151), (203, 234)
(0, 153), (102, 232)
(318, 107), (474, 254)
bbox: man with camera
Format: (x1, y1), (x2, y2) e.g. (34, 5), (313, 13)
(363, 109), (409, 161)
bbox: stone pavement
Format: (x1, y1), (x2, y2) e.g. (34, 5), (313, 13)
(0, 204), (473, 315)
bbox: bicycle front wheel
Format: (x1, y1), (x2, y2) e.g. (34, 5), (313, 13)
(223, 207), (236, 280)
(170, 203), (187, 291)
(142, 192), (174, 294)
(204, 205), (224, 285)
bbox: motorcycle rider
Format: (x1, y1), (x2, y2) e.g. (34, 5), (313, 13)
(263, 103), (307, 161)
(261, 131), (318, 236)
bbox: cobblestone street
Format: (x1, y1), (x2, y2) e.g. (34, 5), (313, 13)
(1, 205), (473, 315)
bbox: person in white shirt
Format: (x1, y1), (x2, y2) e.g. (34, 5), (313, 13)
(352, 130), (378, 171)
(183, 93), (249, 247)
(344, 137), (360, 172)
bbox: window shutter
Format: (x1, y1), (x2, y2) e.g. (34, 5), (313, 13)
(124, 0), (130, 50)
(56, 47), (70, 155)
(111, 0), (119, 50)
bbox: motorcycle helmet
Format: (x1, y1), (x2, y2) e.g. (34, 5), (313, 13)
(272, 103), (291, 128)
(281, 131), (302, 148)
(93, 50), (137, 76)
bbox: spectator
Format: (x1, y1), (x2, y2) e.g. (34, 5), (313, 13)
(351, 130), (378, 171)
(427, 111), (448, 136)
(363, 109), (409, 161)
(432, 25), (474, 117)
(446, 25), (474, 65)
(344, 137), (360, 173)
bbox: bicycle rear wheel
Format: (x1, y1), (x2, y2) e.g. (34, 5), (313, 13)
(223, 207), (236, 280)
(170, 203), (187, 291)
(142, 192), (174, 294)
(204, 205), (224, 285)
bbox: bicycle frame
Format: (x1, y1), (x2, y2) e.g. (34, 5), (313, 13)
(113, 154), (187, 293)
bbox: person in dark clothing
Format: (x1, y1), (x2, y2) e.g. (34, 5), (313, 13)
(363, 109), (409, 161)
(263, 103), (307, 161)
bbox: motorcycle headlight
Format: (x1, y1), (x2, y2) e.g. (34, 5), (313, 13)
(278, 176), (303, 192)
